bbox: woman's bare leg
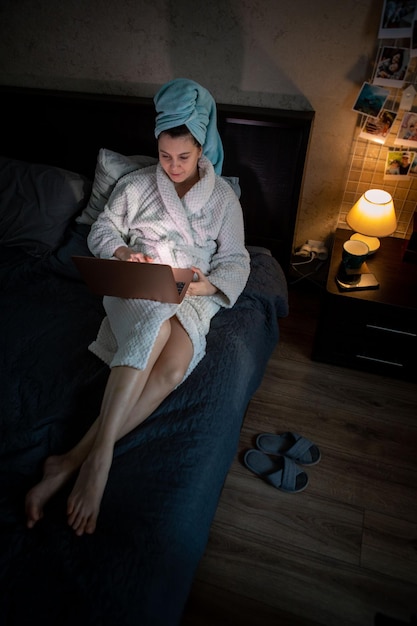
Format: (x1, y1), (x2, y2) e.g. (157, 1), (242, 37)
(112, 317), (194, 439)
(67, 318), (193, 535)
(25, 319), (171, 530)
(25, 318), (193, 535)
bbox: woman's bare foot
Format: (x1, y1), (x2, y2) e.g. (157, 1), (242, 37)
(25, 455), (76, 529)
(67, 446), (113, 536)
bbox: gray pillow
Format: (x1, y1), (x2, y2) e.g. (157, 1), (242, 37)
(0, 156), (91, 257)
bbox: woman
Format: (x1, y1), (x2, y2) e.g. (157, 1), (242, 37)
(25, 78), (250, 536)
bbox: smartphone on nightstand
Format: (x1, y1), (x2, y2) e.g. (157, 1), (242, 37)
(336, 272), (379, 291)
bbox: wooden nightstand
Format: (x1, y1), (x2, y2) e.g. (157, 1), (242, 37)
(312, 229), (417, 382)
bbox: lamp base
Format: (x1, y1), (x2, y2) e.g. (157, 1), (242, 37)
(349, 232), (380, 254)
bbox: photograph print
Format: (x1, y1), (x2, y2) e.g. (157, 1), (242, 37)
(385, 149), (415, 179)
(379, 0), (417, 39)
(359, 109), (397, 144)
(352, 82), (390, 118)
(410, 152), (417, 174)
(395, 111), (417, 146)
(412, 14), (417, 57)
(374, 46), (410, 87)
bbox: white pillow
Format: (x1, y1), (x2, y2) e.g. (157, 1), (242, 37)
(76, 148), (157, 225)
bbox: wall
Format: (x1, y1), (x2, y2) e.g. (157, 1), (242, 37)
(0, 0), (382, 248)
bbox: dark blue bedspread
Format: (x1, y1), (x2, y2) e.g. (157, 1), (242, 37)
(0, 226), (288, 626)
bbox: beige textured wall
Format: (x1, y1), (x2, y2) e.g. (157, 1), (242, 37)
(0, 0), (381, 248)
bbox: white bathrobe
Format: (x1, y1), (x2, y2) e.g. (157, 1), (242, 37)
(87, 156), (250, 380)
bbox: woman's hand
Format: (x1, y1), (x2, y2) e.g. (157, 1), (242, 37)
(186, 266), (218, 296)
(114, 246), (153, 263)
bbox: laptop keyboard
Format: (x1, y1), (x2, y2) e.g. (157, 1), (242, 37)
(176, 282), (186, 295)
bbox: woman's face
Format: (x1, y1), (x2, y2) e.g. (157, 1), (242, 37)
(158, 133), (202, 185)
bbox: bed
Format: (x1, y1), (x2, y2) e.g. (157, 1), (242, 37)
(0, 86), (313, 626)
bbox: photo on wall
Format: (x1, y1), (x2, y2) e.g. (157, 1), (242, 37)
(379, 0), (417, 39)
(385, 150), (415, 179)
(353, 82), (390, 117)
(411, 16), (417, 57)
(373, 46), (410, 87)
(394, 111), (417, 146)
(359, 109), (397, 144)
(410, 152), (417, 174)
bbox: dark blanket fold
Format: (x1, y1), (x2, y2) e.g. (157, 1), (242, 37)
(0, 234), (288, 626)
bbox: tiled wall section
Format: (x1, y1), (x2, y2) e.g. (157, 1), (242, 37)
(338, 116), (417, 239)
(338, 41), (417, 239)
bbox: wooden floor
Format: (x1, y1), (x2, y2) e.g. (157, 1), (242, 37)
(182, 280), (417, 626)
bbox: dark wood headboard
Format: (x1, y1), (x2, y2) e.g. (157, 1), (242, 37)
(1, 86), (314, 273)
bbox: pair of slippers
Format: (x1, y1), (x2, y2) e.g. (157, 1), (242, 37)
(244, 431), (321, 493)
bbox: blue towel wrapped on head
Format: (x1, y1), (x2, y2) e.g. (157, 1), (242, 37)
(154, 78), (224, 174)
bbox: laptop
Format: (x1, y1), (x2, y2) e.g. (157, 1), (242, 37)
(72, 256), (194, 303)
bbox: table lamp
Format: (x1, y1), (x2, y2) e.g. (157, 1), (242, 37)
(346, 189), (397, 253)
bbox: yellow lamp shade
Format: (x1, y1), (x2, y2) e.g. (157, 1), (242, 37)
(346, 189), (397, 238)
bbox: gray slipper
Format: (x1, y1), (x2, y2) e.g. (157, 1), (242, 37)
(256, 432), (321, 466)
(243, 449), (308, 493)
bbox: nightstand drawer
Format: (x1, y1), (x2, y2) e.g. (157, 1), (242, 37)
(314, 312), (417, 378)
(331, 320), (416, 370)
(361, 319), (417, 366)
(313, 268), (417, 380)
